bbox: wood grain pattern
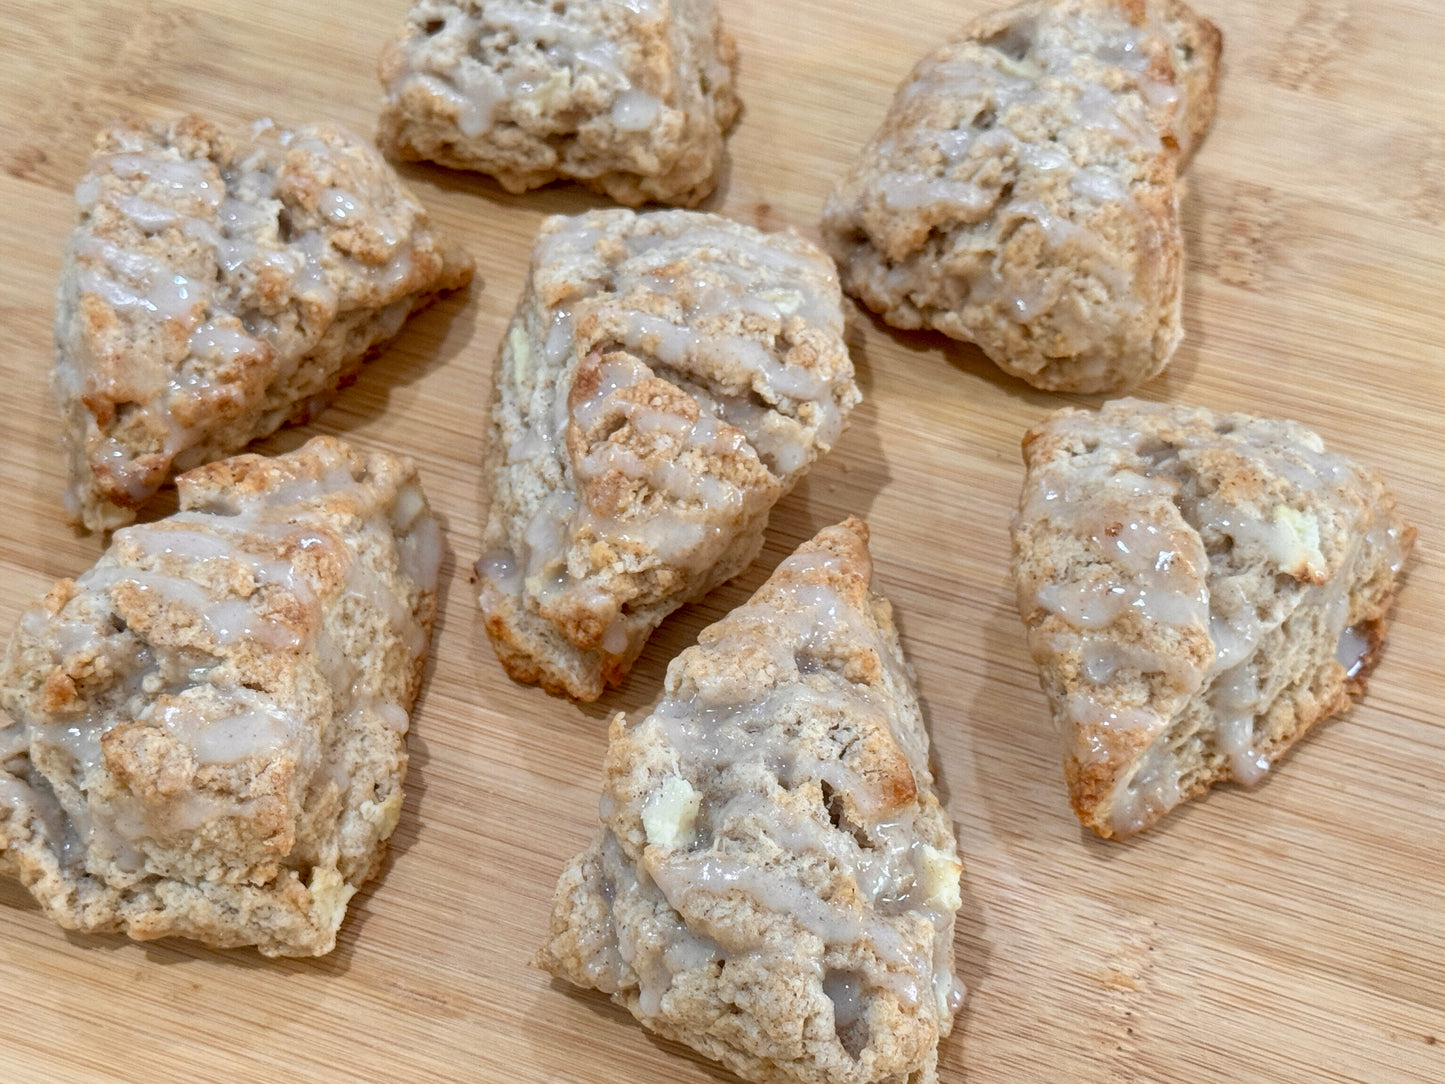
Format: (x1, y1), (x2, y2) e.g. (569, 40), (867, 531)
(1, 1), (1442, 1080)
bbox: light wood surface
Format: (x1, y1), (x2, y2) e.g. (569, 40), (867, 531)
(1, 1), (1442, 1080)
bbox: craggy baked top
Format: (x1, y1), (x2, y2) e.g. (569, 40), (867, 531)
(377, 0), (739, 204)
(821, 0), (1221, 392)
(0, 437), (440, 955)
(478, 208), (859, 696)
(56, 114), (471, 530)
(540, 518), (963, 1083)
(1012, 399), (1413, 836)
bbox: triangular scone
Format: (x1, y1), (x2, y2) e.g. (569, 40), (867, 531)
(539, 518), (964, 1084)
(1011, 400), (1414, 839)
(56, 115), (473, 531)
(820, 0), (1221, 393)
(477, 209), (860, 700)
(0, 437), (440, 955)
(377, 0), (739, 207)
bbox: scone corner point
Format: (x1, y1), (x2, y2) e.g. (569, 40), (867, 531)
(1012, 398), (1413, 839)
(0, 435), (440, 956)
(819, 0), (1223, 394)
(56, 113), (472, 532)
(539, 516), (965, 1084)
(476, 207), (861, 701)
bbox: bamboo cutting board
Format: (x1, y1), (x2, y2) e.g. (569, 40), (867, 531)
(0, 1), (1441, 1080)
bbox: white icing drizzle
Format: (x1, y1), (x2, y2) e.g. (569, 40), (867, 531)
(485, 211), (854, 663)
(611, 88), (661, 132)
(571, 353), (748, 520)
(154, 694), (297, 766)
(1335, 625), (1371, 679)
(606, 543), (960, 1039)
(1019, 402), (1411, 836)
(1112, 738), (1183, 832)
(62, 120), (434, 524)
(388, 0), (663, 140)
(843, 1), (1188, 332)
(73, 236), (201, 322)
(1, 445), (435, 880)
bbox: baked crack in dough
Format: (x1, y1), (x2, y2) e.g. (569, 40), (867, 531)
(1011, 400), (1414, 838)
(378, 0), (739, 206)
(0, 437), (440, 956)
(820, 0), (1221, 393)
(539, 518), (964, 1084)
(476, 209), (860, 700)
(56, 114), (474, 532)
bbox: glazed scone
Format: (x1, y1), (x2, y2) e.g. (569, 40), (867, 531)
(538, 518), (964, 1084)
(0, 437), (441, 955)
(377, 0), (739, 206)
(1011, 400), (1414, 839)
(56, 114), (474, 532)
(476, 208), (860, 700)
(820, 0), (1222, 393)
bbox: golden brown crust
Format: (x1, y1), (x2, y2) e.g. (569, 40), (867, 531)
(476, 209), (859, 700)
(821, 0), (1221, 393)
(1160, 0), (1223, 161)
(538, 518), (963, 1083)
(0, 436), (441, 955)
(55, 115), (472, 531)
(376, 0), (740, 206)
(1012, 399), (1414, 839)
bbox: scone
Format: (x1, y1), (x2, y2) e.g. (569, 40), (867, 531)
(377, 0), (739, 206)
(538, 518), (964, 1084)
(56, 114), (474, 532)
(0, 436), (440, 955)
(820, 0), (1222, 393)
(476, 208), (860, 701)
(1011, 399), (1414, 839)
